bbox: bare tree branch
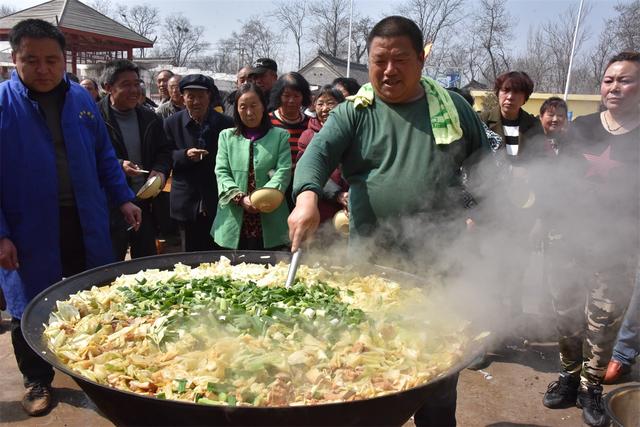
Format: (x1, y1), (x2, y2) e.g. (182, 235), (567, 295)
(271, 0), (306, 69)
(396, 0), (466, 45)
(350, 15), (374, 64)
(0, 4), (17, 17)
(586, 27), (617, 91)
(161, 15), (210, 67)
(309, 0), (350, 58)
(88, 0), (115, 18)
(474, 0), (514, 83)
(611, 0), (640, 50)
(114, 4), (160, 58)
(215, 18), (282, 73)
(540, 4), (592, 93)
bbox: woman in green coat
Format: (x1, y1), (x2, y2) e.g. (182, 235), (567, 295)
(212, 83), (291, 250)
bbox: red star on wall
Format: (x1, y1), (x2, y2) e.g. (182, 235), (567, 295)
(583, 145), (622, 178)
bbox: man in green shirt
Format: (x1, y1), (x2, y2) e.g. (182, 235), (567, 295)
(289, 16), (487, 427)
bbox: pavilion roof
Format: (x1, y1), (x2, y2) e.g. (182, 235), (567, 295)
(0, 0), (153, 50)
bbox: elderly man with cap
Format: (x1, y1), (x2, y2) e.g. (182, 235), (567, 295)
(164, 74), (234, 251)
(248, 58), (278, 104)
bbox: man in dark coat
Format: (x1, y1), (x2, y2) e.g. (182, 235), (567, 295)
(223, 66), (250, 116)
(164, 74), (233, 251)
(98, 59), (173, 260)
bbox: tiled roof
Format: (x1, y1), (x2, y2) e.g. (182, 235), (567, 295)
(299, 51), (369, 86)
(0, 0), (152, 46)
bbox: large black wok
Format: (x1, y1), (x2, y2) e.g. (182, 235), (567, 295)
(22, 250), (480, 426)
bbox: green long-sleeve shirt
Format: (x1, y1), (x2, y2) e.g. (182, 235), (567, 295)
(293, 91), (487, 238)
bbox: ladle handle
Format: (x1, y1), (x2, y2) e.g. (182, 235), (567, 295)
(285, 249), (302, 288)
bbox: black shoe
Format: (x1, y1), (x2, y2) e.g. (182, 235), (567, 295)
(577, 384), (608, 427)
(22, 382), (52, 416)
(542, 374), (579, 408)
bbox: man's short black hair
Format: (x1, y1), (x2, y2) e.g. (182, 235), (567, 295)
(366, 16), (423, 56)
(9, 19), (66, 52)
(156, 69), (174, 79)
(448, 87), (474, 107)
(332, 77), (361, 96)
(100, 59), (140, 88)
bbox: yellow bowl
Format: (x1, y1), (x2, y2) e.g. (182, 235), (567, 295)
(136, 175), (162, 199)
(333, 210), (349, 236)
(249, 188), (284, 213)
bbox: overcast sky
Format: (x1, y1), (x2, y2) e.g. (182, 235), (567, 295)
(1, 0), (620, 72)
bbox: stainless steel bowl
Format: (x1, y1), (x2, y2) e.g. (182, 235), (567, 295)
(604, 385), (640, 427)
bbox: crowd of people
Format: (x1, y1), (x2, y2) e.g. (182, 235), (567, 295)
(0, 15), (638, 427)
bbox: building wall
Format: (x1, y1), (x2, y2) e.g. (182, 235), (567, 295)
(471, 91), (602, 119)
(300, 62), (340, 89)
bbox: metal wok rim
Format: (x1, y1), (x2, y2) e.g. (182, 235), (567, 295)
(22, 250), (482, 411)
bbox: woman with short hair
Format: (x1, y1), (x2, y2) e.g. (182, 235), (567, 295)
(213, 83), (291, 250)
(297, 85), (347, 224)
(481, 71), (537, 159)
(268, 72), (311, 168)
(524, 97), (569, 160)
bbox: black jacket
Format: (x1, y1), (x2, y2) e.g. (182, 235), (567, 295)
(98, 96), (172, 178)
(164, 108), (234, 222)
(480, 107), (539, 161)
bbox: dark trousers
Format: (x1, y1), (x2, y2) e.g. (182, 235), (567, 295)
(111, 201), (157, 260)
(182, 214), (217, 252)
(11, 319), (55, 387)
(152, 192), (179, 243)
(12, 206), (86, 386)
(413, 373), (458, 427)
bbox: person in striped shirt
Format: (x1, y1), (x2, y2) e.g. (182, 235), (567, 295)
(268, 72), (312, 208)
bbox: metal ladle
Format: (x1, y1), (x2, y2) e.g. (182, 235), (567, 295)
(284, 249), (302, 288)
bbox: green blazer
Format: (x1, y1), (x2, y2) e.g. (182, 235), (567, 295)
(212, 127), (292, 249)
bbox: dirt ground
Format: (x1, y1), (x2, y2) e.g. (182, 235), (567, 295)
(0, 313), (638, 427)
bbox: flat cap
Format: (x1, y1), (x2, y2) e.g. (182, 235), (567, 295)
(179, 74), (214, 92)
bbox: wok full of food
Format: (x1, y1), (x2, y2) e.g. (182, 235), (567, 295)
(22, 251), (483, 426)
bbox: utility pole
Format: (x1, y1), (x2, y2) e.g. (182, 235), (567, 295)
(564, 0), (585, 101)
(346, 0), (354, 77)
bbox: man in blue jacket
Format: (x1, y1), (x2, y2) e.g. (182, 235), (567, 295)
(0, 19), (141, 416)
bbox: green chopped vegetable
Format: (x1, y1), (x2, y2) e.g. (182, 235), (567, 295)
(116, 275), (365, 345)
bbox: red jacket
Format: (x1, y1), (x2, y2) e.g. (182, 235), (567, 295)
(297, 118), (349, 223)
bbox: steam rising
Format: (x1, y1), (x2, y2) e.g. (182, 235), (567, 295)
(301, 142), (638, 344)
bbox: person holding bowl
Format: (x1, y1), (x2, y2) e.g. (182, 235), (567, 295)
(213, 83), (291, 250)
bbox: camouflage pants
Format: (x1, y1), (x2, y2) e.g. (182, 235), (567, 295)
(549, 257), (635, 387)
